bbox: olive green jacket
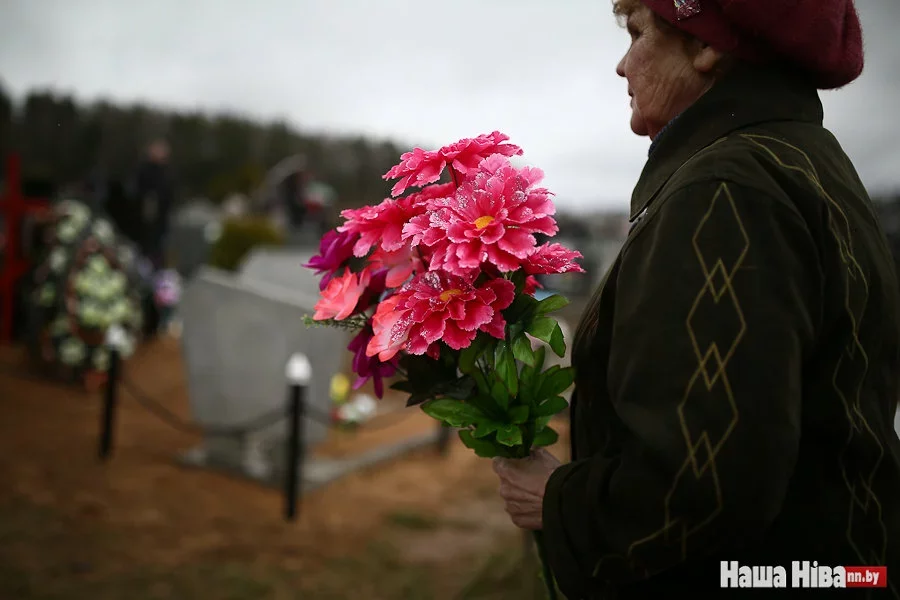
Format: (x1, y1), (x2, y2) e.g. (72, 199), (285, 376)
(543, 65), (900, 599)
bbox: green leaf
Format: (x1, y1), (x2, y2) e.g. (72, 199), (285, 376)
(472, 420), (501, 438)
(533, 426), (559, 447)
(421, 399), (484, 428)
(535, 415), (552, 430)
(459, 334), (492, 374)
(511, 270), (528, 294)
(535, 396), (569, 418)
(390, 380), (414, 393)
(533, 345), (546, 371)
(508, 405), (529, 424)
(400, 351), (465, 406)
(496, 425), (524, 447)
(470, 368), (491, 396)
(494, 342), (518, 397)
(511, 334), (536, 367)
(536, 294), (569, 315)
(526, 316), (556, 343)
(405, 377), (475, 407)
(459, 430), (500, 458)
(538, 367), (575, 401)
(504, 292), (539, 324)
(490, 380), (510, 411)
(548, 323), (566, 358)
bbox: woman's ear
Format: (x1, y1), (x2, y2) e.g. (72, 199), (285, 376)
(693, 43), (725, 75)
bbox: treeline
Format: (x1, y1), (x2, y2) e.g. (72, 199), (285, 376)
(0, 83), (413, 210)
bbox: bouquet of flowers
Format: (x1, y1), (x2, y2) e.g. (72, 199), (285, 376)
(304, 131), (583, 598)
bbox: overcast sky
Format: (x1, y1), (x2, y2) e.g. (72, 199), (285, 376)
(1, 0), (898, 212)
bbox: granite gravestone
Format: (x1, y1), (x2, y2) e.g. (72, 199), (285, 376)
(178, 264), (342, 481)
(179, 249), (442, 491)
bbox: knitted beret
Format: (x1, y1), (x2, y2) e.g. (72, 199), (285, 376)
(639, 0), (864, 89)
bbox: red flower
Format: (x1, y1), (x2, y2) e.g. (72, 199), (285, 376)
(404, 154), (558, 276)
(338, 193), (427, 257)
(523, 243), (585, 275)
(366, 272), (515, 360)
(524, 275), (543, 296)
(383, 131), (523, 197)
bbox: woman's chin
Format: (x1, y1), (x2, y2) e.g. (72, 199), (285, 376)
(630, 117), (650, 138)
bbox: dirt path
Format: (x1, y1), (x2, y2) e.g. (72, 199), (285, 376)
(0, 338), (569, 599)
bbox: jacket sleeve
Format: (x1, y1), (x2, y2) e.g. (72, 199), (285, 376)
(542, 180), (822, 595)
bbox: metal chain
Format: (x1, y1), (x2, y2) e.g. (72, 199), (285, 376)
(1, 362), (422, 435)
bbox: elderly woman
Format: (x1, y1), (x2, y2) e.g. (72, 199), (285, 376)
(493, 0), (900, 597)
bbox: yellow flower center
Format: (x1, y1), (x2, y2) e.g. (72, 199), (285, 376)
(474, 216), (495, 230)
(439, 289), (463, 302)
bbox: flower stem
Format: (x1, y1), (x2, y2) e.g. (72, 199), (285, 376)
(533, 530), (558, 600)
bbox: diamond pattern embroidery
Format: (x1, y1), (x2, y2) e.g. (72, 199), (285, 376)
(674, 0), (702, 20)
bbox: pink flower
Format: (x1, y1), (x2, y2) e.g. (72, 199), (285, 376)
(382, 148), (444, 198)
(347, 325), (398, 399)
(383, 132), (523, 197)
(303, 229), (359, 290)
(440, 131), (523, 179)
(338, 192), (432, 257)
(405, 154), (558, 276)
(367, 294), (409, 362)
(367, 272), (515, 360)
(524, 275), (543, 296)
(369, 246), (422, 288)
(312, 267), (371, 321)
(524, 243), (585, 275)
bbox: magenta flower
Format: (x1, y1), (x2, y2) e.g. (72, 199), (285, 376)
(523, 243), (585, 275)
(367, 272), (515, 360)
(348, 325), (398, 399)
(303, 229), (359, 290)
(383, 131), (523, 197)
(404, 154), (558, 277)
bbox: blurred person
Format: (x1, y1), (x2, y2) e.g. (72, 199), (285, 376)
(134, 139), (176, 268)
(103, 179), (141, 244)
(280, 168), (310, 229)
(491, 0), (900, 597)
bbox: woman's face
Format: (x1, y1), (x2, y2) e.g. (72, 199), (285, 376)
(616, 6), (712, 138)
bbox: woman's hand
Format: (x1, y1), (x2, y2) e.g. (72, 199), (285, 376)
(492, 448), (562, 530)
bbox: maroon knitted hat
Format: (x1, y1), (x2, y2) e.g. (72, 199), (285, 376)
(638, 0), (864, 89)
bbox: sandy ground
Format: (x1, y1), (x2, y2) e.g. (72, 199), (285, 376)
(0, 337), (569, 599)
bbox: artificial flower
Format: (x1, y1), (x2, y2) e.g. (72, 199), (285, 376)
(405, 154), (558, 276)
(312, 267), (371, 321)
(523, 243), (586, 275)
(383, 132), (523, 196)
(366, 294), (409, 362)
(347, 325), (398, 398)
(303, 229), (359, 290)
(339, 193), (428, 257)
(369, 272), (516, 359)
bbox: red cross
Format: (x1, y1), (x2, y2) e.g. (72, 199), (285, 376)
(0, 154), (52, 343)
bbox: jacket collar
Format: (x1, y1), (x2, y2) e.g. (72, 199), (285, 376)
(629, 65), (825, 221)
